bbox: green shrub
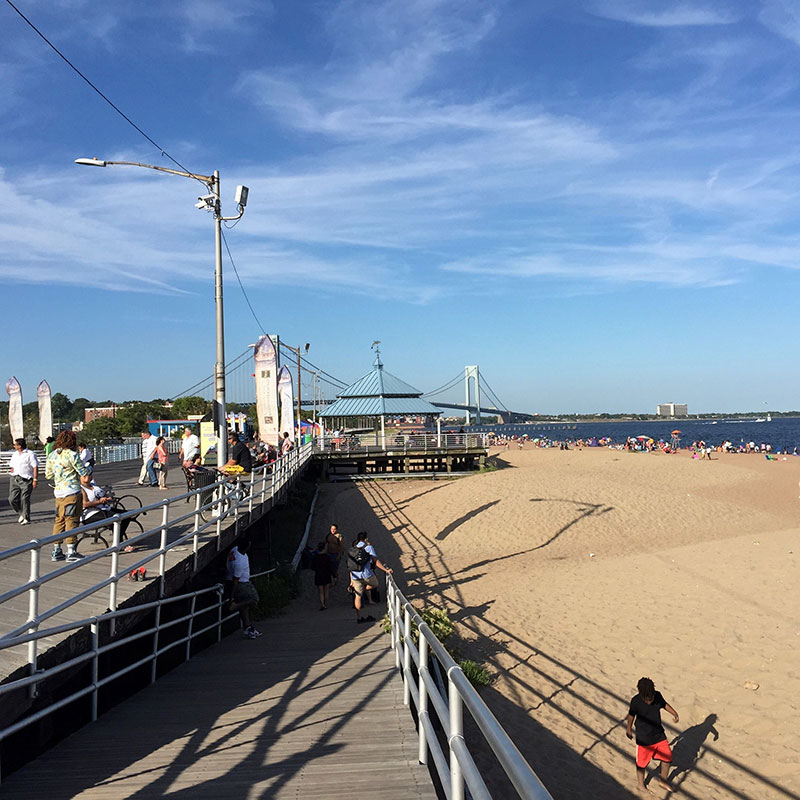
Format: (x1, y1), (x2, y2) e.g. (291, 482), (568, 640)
(459, 659), (492, 689)
(420, 607), (454, 645)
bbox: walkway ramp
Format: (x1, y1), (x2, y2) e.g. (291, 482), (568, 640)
(0, 588), (437, 799)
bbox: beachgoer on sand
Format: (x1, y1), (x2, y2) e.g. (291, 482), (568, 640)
(626, 676), (679, 794)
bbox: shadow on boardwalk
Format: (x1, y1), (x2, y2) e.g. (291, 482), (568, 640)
(0, 570), (435, 799)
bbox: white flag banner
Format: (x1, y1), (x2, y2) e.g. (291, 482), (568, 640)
(37, 380), (52, 446)
(278, 365), (295, 442)
(254, 335), (279, 446)
(6, 377), (23, 441)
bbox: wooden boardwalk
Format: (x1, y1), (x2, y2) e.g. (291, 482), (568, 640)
(0, 575), (438, 800)
(0, 459), (260, 677)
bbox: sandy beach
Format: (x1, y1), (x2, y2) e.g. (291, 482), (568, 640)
(309, 446), (799, 799)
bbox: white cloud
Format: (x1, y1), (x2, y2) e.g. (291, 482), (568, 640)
(759, 0), (800, 46)
(586, 0), (742, 27)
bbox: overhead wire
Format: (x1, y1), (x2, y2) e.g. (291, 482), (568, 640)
(221, 231), (267, 337)
(4, 0), (200, 181)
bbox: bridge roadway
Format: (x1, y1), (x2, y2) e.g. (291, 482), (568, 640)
(0, 458), (222, 676)
(0, 571), (437, 799)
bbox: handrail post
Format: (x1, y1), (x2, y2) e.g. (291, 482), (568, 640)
(151, 602), (161, 684)
(27, 546), (40, 697)
(403, 606), (411, 707)
(109, 520), (121, 636)
(186, 594), (197, 662)
(193, 489), (201, 534)
(394, 593), (402, 670)
(158, 503), (169, 597)
(90, 621), (99, 721)
(418, 634), (429, 765)
(449, 673), (465, 800)
(192, 493), (200, 572)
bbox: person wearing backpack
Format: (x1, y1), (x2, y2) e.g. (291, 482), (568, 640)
(347, 532), (392, 624)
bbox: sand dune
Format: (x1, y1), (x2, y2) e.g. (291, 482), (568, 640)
(311, 446), (800, 799)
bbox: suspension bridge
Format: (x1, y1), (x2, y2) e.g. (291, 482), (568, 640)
(173, 340), (536, 424)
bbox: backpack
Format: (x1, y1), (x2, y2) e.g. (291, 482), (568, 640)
(346, 544), (372, 572)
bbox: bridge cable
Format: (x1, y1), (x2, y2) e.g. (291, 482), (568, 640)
(478, 374), (509, 412)
(423, 372), (465, 398)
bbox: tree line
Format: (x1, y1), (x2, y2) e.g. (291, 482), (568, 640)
(0, 395), (256, 448)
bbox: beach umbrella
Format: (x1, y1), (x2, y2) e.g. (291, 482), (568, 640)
(636, 435), (650, 440)
(671, 429), (681, 435)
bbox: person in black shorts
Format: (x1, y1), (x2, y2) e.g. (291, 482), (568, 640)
(626, 676), (679, 793)
(225, 432), (252, 473)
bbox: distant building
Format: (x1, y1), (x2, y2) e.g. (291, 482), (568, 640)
(84, 406), (117, 423)
(657, 403), (688, 418)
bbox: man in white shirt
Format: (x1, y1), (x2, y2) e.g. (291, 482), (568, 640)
(9, 438), (38, 525)
(181, 426), (200, 465)
(226, 539), (261, 639)
(137, 431), (157, 485)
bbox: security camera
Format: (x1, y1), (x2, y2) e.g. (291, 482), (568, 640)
(195, 194), (216, 210)
(235, 185), (249, 207)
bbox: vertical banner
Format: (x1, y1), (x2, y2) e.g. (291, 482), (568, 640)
(278, 365), (295, 441)
(37, 380), (52, 446)
(200, 420), (218, 466)
(254, 334), (280, 446)
(6, 377), (23, 441)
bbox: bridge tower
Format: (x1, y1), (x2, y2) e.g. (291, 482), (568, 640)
(464, 365), (481, 425)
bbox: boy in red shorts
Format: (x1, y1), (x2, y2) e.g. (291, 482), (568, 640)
(626, 677), (679, 793)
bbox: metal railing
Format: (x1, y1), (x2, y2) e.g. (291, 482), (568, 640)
(386, 577), (553, 800)
(0, 568), (281, 783)
(0, 440), (183, 474)
(0, 442), (312, 685)
(314, 432), (489, 454)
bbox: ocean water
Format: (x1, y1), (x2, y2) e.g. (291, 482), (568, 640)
(470, 417), (800, 451)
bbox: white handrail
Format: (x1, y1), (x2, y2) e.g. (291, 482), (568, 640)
(0, 582), (236, 770)
(386, 576), (553, 800)
(0, 442), (312, 683)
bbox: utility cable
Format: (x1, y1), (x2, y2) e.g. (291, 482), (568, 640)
(221, 230), (267, 336)
(4, 0), (199, 180)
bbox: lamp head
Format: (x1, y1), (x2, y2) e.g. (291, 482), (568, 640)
(75, 158), (107, 167)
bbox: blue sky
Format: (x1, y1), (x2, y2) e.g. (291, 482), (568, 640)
(3, 0), (800, 414)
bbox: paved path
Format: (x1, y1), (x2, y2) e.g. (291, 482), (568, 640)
(0, 575), (437, 799)
(0, 458), (260, 676)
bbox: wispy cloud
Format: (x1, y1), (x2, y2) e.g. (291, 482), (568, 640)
(759, 0), (800, 47)
(586, 0), (742, 27)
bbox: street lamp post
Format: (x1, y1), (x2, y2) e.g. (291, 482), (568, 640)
(75, 158), (248, 466)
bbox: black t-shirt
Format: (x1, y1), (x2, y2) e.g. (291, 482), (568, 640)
(229, 441), (252, 472)
(628, 691), (667, 745)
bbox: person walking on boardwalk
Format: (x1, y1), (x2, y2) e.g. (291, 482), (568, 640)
(326, 523), (344, 586)
(626, 676), (679, 794)
(226, 539), (261, 639)
(312, 541), (333, 610)
(153, 435), (169, 490)
(347, 532), (392, 624)
(8, 437), (38, 525)
(45, 430), (90, 562)
(138, 431), (157, 485)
